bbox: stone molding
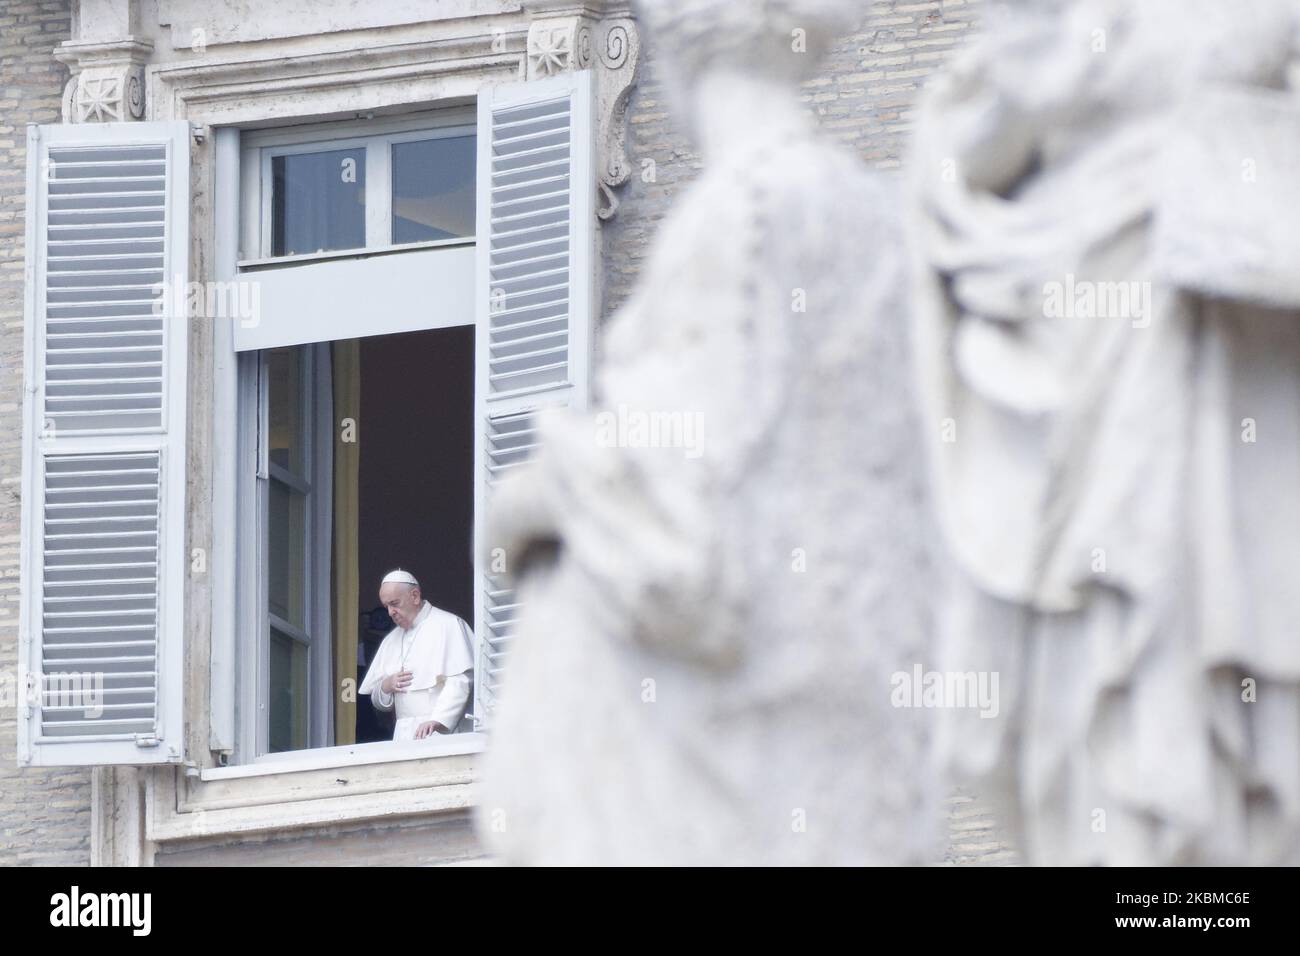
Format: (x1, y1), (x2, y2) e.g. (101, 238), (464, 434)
(55, 0), (640, 221)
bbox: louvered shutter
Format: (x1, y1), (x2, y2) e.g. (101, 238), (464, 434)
(19, 121), (190, 766)
(471, 72), (594, 727)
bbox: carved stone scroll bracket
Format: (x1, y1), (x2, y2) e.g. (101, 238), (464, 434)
(525, 5), (640, 221)
(592, 18), (638, 221)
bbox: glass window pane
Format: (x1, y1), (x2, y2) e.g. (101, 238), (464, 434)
(269, 628), (308, 753)
(268, 478), (306, 629)
(272, 147), (366, 256)
(265, 347), (304, 474)
(391, 135), (476, 244)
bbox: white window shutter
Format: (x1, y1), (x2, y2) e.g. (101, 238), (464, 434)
(471, 72), (595, 727)
(19, 121), (190, 766)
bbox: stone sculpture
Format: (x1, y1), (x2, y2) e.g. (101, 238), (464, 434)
(911, 0), (1300, 865)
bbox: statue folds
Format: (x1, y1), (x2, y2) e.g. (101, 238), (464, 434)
(477, 0), (937, 864)
(911, 0), (1300, 864)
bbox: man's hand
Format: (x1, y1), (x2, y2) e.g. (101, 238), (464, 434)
(381, 670), (413, 695)
(415, 720), (447, 739)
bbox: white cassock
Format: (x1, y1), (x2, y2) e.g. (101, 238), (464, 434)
(359, 601), (475, 740)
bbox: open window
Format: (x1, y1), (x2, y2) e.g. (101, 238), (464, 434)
(224, 71), (595, 763)
(243, 116), (477, 265)
(255, 343), (334, 752)
(239, 329), (476, 756)
(231, 108), (483, 759)
(19, 72), (596, 769)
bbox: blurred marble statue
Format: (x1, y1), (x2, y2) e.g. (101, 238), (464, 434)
(911, 0), (1300, 864)
(476, 0), (937, 864)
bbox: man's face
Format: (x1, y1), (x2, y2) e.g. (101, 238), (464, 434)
(379, 583), (422, 630)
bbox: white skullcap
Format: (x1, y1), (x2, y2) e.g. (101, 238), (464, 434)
(381, 569), (419, 587)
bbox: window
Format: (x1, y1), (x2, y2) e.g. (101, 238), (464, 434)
(271, 147), (367, 256)
(226, 77), (595, 765)
(18, 74), (597, 771)
(245, 114), (477, 263)
(391, 134), (476, 243)
(240, 331), (475, 758)
(235, 110), (484, 761)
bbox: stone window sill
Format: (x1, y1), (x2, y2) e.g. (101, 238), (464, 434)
(200, 733), (486, 781)
(146, 736), (485, 843)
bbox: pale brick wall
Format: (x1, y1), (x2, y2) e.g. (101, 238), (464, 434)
(0, 0), (87, 867)
(601, 0), (984, 320)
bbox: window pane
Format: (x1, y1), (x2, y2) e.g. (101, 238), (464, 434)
(391, 135), (476, 244)
(272, 148), (366, 256)
(269, 628), (308, 753)
(268, 478), (306, 629)
(265, 347), (304, 474)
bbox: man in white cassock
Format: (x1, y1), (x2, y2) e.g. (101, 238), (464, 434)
(359, 570), (476, 740)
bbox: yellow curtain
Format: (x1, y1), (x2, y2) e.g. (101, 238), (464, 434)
(332, 340), (361, 745)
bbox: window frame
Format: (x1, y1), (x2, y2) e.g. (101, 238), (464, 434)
(261, 137), (374, 257)
(228, 111), (481, 766)
(210, 70), (596, 780)
(236, 333), (477, 764)
(240, 108), (477, 264)
(253, 343), (334, 756)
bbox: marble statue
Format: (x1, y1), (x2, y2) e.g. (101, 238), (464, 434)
(476, 0), (938, 864)
(910, 0), (1300, 864)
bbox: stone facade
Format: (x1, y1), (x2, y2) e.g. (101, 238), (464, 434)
(0, 0), (1010, 865)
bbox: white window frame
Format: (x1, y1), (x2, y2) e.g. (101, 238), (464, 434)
(233, 333), (477, 763)
(239, 108), (477, 266)
(249, 343), (334, 756)
(259, 135), (376, 257)
(209, 71), (595, 778)
(227, 109), (482, 765)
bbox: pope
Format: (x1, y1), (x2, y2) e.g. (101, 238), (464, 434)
(359, 569), (476, 740)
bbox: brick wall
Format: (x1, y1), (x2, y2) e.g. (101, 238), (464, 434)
(601, 0), (984, 321)
(0, 0), (86, 867)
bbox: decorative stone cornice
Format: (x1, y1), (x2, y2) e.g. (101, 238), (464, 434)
(524, 1), (640, 220)
(54, 0), (638, 216)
